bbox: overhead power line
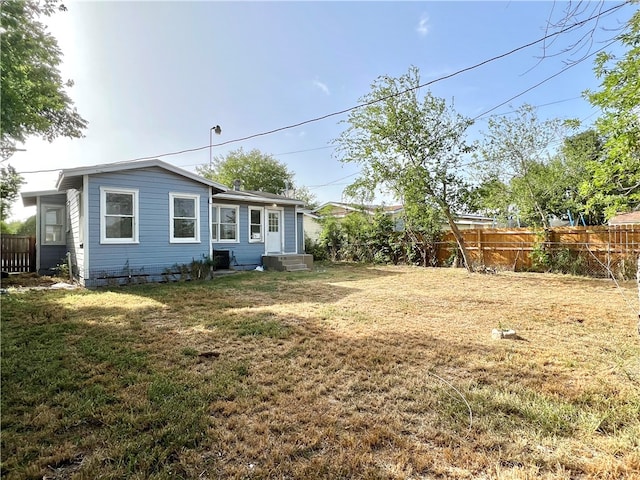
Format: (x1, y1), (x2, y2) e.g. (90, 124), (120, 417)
(121, 1), (629, 163)
(475, 96), (583, 120)
(472, 38), (617, 121)
(15, 1), (629, 176)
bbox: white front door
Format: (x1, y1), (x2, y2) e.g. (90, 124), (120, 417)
(266, 209), (282, 253)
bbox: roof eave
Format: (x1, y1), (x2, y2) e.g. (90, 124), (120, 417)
(55, 159), (229, 192)
(213, 192), (304, 206)
(21, 190), (64, 207)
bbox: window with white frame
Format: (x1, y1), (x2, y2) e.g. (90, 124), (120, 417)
(211, 205), (239, 242)
(170, 193), (200, 243)
(42, 205), (65, 245)
(248, 206), (263, 242)
(100, 187), (138, 243)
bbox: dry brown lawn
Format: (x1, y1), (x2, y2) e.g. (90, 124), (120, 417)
(2, 264), (639, 479)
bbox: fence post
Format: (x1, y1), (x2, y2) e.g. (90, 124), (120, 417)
(477, 229), (484, 266)
(29, 236), (36, 272)
(637, 255), (639, 336)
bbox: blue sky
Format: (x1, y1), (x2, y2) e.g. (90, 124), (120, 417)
(9, 0), (637, 220)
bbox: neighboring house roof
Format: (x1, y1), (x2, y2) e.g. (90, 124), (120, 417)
(213, 189), (305, 206)
(313, 202), (394, 217)
(55, 159), (228, 192)
(608, 211), (640, 225)
(300, 208), (321, 220)
(21, 190), (63, 207)
(313, 201), (494, 224)
(454, 213), (495, 224)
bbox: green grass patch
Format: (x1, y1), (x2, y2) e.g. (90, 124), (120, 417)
(0, 290), (251, 480)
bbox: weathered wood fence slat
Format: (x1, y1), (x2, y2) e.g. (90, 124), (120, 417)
(434, 225), (640, 275)
(1, 235), (36, 273)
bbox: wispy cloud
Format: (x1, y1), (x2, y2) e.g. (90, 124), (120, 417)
(424, 66), (454, 79)
(313, 79), (330, 96)
(416, 14), (429, 37)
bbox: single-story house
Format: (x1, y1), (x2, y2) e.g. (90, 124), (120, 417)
(304, 202), (495, 242)
(22, 159), (311, 286)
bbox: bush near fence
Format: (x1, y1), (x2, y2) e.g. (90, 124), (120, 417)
(433, 225), (640, 279)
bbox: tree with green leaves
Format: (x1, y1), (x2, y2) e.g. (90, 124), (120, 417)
(584, 9), (640, 219)
(1, 0), (87, 149)
(334, 66), (475, 271)
(291, 185), (318, 209)
(197, 147), (295, 195)
(1, 0), (87, 218)
(475, 104), (577, 227)
(0, 165), (23, 224)
(472, 128), (605, 226)
(560, 129), (605, 224)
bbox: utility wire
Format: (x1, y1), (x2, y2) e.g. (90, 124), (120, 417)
(474, 96), (582, 120)
(118, 1), (631, 163)
(15, 1), (628, 176)
(472, 38), (617, 121)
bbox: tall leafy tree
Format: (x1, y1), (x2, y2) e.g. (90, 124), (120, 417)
(1, 0), (87, 149)
(467, 174), (512, 224)
(472, 128), (605, 226)
(584, 9), (640, 219)
(561, 129), (605, 224)
(197, 147), (295, 195)
(291, 185), (318, 209)
(0, 165), (23, 222)
(475, 104), (577, 227)
(333, 66), (475, 271)
(1, 0), (87, 218)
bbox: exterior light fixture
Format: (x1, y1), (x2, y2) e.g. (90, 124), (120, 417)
(209, 125), (222, 166)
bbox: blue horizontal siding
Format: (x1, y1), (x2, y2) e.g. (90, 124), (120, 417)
(283, 205), (296, 253)
(212, 202), (301, 269)
(66, 189), (84, 282)
(297, 212), (304, 253)
(212, 200), (261, 269)
(39, 246), (68, 274)
(86, 167), (211, 280)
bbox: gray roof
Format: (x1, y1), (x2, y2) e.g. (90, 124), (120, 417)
(56, 159), (228, 192)
(213, 189), (304, 206)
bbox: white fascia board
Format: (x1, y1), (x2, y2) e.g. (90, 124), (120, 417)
(21, 190), (61, 207)
(213, 192), (304, 206)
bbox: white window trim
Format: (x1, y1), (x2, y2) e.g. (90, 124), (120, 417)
(211, 204), (240, 243)
(41, 204), (66, 245)
(248, 206), (264, 243)
(100, 187), (139, 244)
(169, 192), (200, 243)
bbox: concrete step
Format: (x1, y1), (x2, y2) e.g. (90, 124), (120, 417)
(262, 254), (314, 272)
(284, 264), (310, 272)
(281, 258), (306, 266)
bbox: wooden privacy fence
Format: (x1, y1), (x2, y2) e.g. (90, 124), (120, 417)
(435, 225), (640, 277)
(1, 235), (36, 273)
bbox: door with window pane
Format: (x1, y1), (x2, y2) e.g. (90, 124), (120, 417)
(266, 209), (281, 253)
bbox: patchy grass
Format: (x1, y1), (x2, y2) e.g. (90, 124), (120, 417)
(2, 264), (639, 479)
(0, 272), (68, 288)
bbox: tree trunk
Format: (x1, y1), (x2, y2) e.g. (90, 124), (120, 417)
(441, 206), (474, 273)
